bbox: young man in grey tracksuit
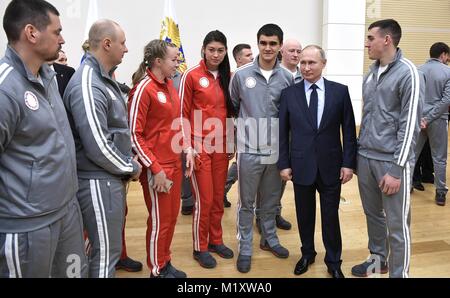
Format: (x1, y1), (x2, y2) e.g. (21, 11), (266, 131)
(413, 42), (450, 205)
(230, 24), (294, 273)
(352, 19), (424, 278)
(63, 20), (141, 278)
(0, 0), (87, 278)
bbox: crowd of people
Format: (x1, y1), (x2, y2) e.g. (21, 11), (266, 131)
(1, 0), (449, 278)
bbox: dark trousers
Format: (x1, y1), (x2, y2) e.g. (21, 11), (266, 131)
(413, 140), (434, 183)
(293, 173), (342, 270)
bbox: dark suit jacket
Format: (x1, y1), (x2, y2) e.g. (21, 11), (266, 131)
(53, 63), (75, 97)
(277, 78), (357, 186)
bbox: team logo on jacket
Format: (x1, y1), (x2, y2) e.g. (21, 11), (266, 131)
(24, 91), (39, 110)
(199, 77), (209, 88)
(245, 77), (257, 89)
(157, 91), (167, 103)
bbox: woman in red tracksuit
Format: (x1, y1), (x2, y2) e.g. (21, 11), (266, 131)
(128, 39), (186, 278)
(179, 30), (236, 269)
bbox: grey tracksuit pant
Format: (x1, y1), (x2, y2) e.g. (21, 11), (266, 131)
(414, 118), (448, 195)
(0, 200), (87, 278)
(77, 178), (126, 278)
(237, 153), (282, 256)
(357, 155), (411, 278)
(226, 161), (286, 217)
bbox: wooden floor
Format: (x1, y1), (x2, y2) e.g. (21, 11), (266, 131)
(117, 159), (450, 278)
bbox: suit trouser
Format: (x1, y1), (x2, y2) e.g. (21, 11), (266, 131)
(140, 164), (181, 276)
(181, 153), (194, 208)
(357, 155), (411, 278)
(293, 175), (342, 270)
(190, 152), (229, 252)
(0, 199), (88, 278)
(78, 178), (125, 278)
(237, 153), (281, 256)
(414, 118), (448, 194)
(224, 161), (238, 196)
(412, 140), (434, 182)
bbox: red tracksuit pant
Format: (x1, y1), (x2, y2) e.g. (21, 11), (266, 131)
(190, 152), (229, 252)
(140, 163), (181, 276)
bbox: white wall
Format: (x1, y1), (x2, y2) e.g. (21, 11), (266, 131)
(0, 0), (322, 84)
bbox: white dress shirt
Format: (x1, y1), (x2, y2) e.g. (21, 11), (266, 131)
(304, 77), (325, 128)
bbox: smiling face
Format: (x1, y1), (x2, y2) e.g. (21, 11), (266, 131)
(365, 27), (388, 61)
(159, 46), (179, 79)
(299, 47), (326, 84)
(257, 34), (282, 65)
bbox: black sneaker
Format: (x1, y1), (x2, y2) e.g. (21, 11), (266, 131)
(208, 243), (234, 259)
(236, 255), (251, 273)
(436, 192), (446, 206)
(115, 256), (143, 272)
(276, 215), (292, 230)
(223, 196), (231, 208)
(260, 241), (289, 258)
(166, 261), (187, 278)
(351, 258), (388, 277)
(193, 251), (217, 269)
(181, 205), (193, 215)
(150, 265), (175, 278)
(413, 181), (425, 191)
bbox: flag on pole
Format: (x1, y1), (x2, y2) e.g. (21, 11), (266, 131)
(160, 0), (187, 72)
(84, 0), (99, 40)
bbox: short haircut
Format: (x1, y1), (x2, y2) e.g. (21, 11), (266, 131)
(430, 42), (450, 59)
(368, 19), (402, 47)
(3, 0), (59, 43)
(88, 19), (120, 51)
(302, 45), (327, 61)
(257, 23), (283, 44)
(232, 43), (251, 60)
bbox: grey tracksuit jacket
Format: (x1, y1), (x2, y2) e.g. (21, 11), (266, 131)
(418, 58), (450, 123)
(63, 54), (139, 180)
(230, 57), (294, 157)
(358, 49), (424, 178)
(0, 46), (79, 233)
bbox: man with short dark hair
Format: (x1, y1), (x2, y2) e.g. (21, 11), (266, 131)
(232, 43), (254, 68)
(230, 23), (294, 273)
(352, 19), (424, 278)
(413, 42), (450, 205)
(0, 0), (87, 278)
(63, 19), (142, 278)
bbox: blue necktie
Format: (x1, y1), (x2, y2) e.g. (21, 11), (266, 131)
(309, 84), (318, 128)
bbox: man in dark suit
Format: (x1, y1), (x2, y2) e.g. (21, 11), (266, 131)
(52, 61), (75, 97)
(277, 45), (357, 278)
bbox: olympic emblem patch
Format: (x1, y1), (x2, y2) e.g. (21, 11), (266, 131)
(199, 77), (209, 88)
(245, 77), (257, 89)
(157, 91), (167, 103)
(24, 91), (39, 111)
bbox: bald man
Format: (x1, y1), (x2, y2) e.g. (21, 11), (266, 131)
(280, 38), (302, 83)
(63, 19), (142, 278)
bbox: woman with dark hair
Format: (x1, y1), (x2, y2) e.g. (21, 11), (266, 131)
(179, 30), (235, 269)
(128, 39), (188, 278)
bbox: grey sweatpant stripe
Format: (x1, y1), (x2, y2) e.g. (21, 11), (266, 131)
(357, 155), (411, 278)
(78, 178), (125, 278)
(0, 200), (87, 278)
(414, 118), (448, 194)
(236, 153), (281, 256)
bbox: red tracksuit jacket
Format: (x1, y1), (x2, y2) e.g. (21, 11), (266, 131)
(128, 69), (181, 173)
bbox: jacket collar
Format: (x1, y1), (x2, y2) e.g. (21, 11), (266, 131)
(146, 68), (171, 88)
(369, 47), (404, 74)
(5, 45), (56, 86)
(83, 53), (117, 81)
